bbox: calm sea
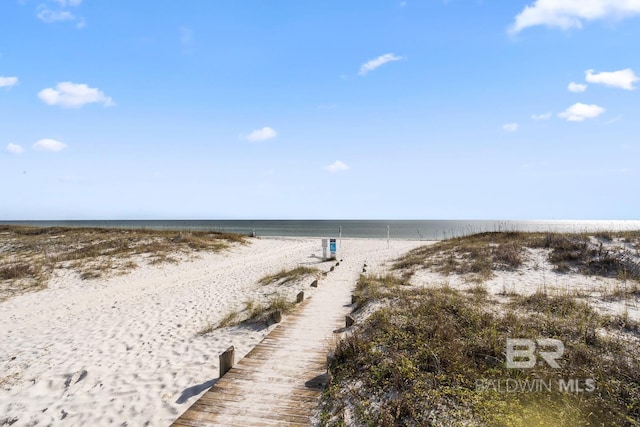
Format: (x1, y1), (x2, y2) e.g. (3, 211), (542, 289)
(2, 220), (640, 240)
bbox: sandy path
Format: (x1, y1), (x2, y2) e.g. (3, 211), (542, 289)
(0, 238), (422, 426)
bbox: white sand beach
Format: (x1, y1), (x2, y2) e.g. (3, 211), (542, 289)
(3, 234), (639, 426)
(0, 237), (423, 426)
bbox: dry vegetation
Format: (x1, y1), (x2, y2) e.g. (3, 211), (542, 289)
(0, 225), (246, 301)
(319, 231), (640, 426)
(200, 294), (298, 335)
(207, 266), (320, 332)
(393, 231), (640, 284)
(319, 276), (640, 426)
(258, 266), (320, 286)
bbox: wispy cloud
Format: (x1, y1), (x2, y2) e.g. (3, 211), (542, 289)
(585, 68), (639, 90)
(359, 53), (404, 76)
(0, 76), (19, 88)
(38, 82), (115, 108)
(325, 160), (349, 172)
(37, 0), (85, 28)
(6, 143), (24, 154)
(242, 127), (278, 142)
(509, 0), (640, 34)
(502, 123), (519, 132)
(51, 0), (82, 6)
(558, 103), (605, 122)
(568, 82), (587, 93)
(531, 112), (552, 120)
(33, 138), (67, 152)
(37, 7), (75, 23)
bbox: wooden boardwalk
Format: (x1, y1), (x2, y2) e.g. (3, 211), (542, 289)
(171, 257), (359, 427)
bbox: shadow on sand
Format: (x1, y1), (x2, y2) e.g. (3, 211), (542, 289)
(176, 378), (218, 404)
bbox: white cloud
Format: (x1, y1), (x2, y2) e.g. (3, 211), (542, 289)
(326, 160), (349, 172)
(531, 112), (552, 120)
(6, 143), (24, 154)
(568, 82), (587, 92)
(38, 82), (115, 108)
(33, 138), (67, 152)
(243, 127), (277, 142)
(37, 7), (75, 23)
(510, 0), (640, 34)
(585, 68), (639, 90)
(558, 103), (605, 122)
(37, 1), (84, 26)
(0, 76), (19, 88)
(359, 53), (404, 75)
(502, 123), (519, 132)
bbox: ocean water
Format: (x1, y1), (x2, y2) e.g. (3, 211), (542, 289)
(2, 220), (640, 240)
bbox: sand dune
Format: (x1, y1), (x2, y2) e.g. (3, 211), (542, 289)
(0, 237), (422, 426)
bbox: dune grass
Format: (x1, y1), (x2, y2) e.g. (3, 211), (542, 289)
(210, 295), (298, 333)
(201, 266), (317, 335)
(258, 266), (319, 286)
(321, 231), (640, 425)
(319, 275), (640, 426)
(393, 231), (640, 283)
(392, 232), (538, 283)
(0, 225), (246, 301)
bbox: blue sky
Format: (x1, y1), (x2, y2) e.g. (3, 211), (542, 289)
(1, 0), (639, 220)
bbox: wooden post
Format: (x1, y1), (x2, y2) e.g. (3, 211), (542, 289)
(219, 346), (235, 377)
(387, 225), (390, 249)
(326, 351), (335, 386)
(270, 310), (282, 324)
(296, 291), (304, 303)
(310, 280), (318, 288)
(345, 315), (355, 327)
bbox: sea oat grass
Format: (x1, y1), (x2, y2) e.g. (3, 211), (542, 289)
(0, 225), (245, 301)
(320, 281), (640, 426)
(393, 231), (640, 283)
(258, 266), (319, 286)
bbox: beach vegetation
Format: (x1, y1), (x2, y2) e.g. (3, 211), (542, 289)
(602, 281), (640, 301)
(197, 320), (216, 336)
(0, 225), (246, 301)
(393, 231), (640, 283)
(238, 294), (297, 325)
(212, 294), (299, 331)
(258, 266), (319, 286)
(320, 276), (640, 426)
